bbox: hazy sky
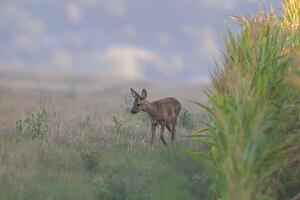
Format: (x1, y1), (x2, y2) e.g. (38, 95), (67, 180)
(0, 0), (281, 83)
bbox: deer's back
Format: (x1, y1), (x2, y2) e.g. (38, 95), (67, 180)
(152, 97), (181, 120)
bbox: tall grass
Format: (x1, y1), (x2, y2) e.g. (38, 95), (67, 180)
(0, 90), (209, 200)
(193, 1), (300, 199)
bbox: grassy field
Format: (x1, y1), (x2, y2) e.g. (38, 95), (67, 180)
(1, 1), (299, 199)
(0, 87), (210, 200)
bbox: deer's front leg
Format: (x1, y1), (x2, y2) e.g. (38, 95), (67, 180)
(150, 123), (157, 146)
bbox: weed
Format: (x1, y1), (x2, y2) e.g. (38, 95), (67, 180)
(16, 104), (50, 139)
(178, 108), (194, 130)
(112, 116), (123, 134)
(80, 115), (93, 129)
(136, 113), (150, 128)
(80, 148), (100, 171)
(93, 173), (127, 200)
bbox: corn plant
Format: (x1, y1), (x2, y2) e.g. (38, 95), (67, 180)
(282, 0), (300, 31)
(192, 3), (300, 200)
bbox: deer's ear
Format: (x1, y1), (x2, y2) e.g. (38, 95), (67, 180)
(130, 88), (139, 98)
(141, 88), (147, 99)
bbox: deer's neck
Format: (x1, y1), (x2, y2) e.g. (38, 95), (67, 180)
(143, 101), (158, 118)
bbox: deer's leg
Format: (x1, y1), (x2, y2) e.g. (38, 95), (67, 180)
(166, 120), (172, 133)
(150, 123), (157, 146)
(160, 123), (167, 145)
(171, 119), (177, 145)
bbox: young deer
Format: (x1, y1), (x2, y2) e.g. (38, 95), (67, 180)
(130, 88), (181, 146)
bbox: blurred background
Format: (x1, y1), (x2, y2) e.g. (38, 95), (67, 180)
(0, 0), (281, 102)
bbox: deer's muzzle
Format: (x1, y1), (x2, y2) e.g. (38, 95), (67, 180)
(131, 109), (138, 114)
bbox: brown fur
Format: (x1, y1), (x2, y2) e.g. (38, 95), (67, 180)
(130, 88), (181, 146)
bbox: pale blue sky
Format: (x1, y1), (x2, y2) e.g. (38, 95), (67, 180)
(0, 0), (281, 83)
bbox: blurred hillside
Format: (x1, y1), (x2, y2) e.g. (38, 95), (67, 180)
(0, 68), (207, 116)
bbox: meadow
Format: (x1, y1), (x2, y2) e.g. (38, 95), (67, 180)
(0, 86), (210, 200)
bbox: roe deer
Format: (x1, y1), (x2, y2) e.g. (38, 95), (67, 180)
(130, 88), (181, 146)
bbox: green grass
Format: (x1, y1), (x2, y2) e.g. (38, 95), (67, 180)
(0, 102), (209, 200)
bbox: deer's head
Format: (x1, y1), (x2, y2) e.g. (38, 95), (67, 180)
(130, 88), (147, 114)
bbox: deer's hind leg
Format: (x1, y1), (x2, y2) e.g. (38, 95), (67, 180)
(160, 123), (167, 145)
(171, 118), (178, 145)
(166, 120), (172, 133)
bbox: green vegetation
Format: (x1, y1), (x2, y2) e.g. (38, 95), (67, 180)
(193, 0), (300, 199)
(178, 108), (195, 130)
(0, 100), (208, 200)
(1, 1), (300, 200)
(16, 104), (50, 139)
